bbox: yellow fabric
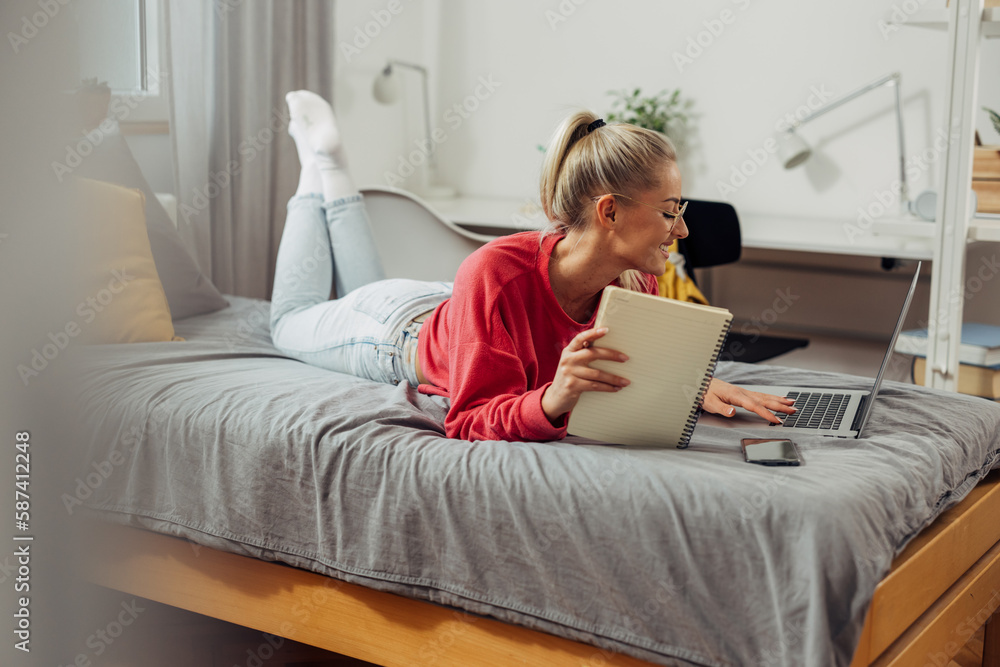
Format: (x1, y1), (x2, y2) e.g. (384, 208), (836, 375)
(76, 178), (183, 343)
(657, 240), (709, 305)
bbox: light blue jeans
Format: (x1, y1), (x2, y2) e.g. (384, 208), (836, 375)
(270, 194), (452, 387)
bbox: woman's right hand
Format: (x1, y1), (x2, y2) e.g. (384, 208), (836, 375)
(541, 327), (631, 424)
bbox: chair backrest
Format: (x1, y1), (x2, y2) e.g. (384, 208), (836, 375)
(359, 187), (493, 282)
(677, 199), (742, 270)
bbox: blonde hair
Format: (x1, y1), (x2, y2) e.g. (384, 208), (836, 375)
(539, 110), (677, 292)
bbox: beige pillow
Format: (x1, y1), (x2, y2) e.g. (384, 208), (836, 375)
(76, 178), (183, 343)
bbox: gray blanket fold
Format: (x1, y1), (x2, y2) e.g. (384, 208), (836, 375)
(70, 296), (1000, 667)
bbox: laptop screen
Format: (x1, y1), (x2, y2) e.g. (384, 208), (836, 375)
(854, 261), (922, 438)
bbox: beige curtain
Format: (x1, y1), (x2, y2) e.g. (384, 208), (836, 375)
(164, 0), (335, 298)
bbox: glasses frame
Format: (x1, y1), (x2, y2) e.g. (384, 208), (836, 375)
(591, 193), (688, 233)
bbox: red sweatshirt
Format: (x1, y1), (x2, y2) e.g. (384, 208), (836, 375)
(417, 231), (658, 442)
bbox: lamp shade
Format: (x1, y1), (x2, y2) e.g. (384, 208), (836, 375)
(372, 65), (400, 105)
(777, 130), (811, 169)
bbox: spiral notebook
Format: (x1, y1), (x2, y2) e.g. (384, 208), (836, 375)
(568, 286), (732, 448)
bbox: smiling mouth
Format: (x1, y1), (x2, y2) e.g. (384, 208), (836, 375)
(658, 243), (671, 256)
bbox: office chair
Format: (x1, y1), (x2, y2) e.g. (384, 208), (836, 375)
(678, 199), (808, 364)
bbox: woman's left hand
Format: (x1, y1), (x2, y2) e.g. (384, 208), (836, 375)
(702, 378), (796, 424)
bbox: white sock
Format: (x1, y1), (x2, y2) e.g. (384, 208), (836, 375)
(285, 90), (357, 201)
(289, 119), (323, 197)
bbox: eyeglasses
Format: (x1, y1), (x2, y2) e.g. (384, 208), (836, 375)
(591, 193), (688, 232)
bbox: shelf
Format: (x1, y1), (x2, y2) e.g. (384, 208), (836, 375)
(898, 6), (1000, 37)
(871, 216), (1000, 244)
(971, 216), (1000, 241)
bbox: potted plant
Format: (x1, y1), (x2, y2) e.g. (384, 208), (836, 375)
(606, 87), (693, 157)
(973, 107), (1000, 213)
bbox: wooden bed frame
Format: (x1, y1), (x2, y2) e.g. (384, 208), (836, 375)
(77, 470), (1000, 666)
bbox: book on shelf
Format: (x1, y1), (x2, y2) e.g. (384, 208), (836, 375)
(568, 286), (732, 448)
(894, 322), (1000, 367)
(912, 357), (1000, 400)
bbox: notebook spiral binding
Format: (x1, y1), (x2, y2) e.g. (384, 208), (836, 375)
(677, 319), (733, 449)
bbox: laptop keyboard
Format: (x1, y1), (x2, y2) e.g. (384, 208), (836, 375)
(779, 391), (850, 430)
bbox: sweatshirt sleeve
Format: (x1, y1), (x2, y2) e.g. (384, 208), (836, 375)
(445, 340), (567, 442)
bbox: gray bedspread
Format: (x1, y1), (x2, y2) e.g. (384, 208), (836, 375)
(70, 296), (1000, 667)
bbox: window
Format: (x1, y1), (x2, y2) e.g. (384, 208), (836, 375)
(72, 0), (167, 122)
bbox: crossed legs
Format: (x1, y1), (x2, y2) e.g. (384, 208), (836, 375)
(269, 91), (450, 386)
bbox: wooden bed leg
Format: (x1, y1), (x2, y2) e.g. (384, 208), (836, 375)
(986, 609), (1000, 667)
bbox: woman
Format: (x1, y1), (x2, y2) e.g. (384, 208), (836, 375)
(271, 91), (795, 442)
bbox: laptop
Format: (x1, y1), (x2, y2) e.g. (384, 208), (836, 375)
(699, 261), (922, 439)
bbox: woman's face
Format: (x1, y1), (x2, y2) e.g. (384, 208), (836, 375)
(611, 161), (688, 276)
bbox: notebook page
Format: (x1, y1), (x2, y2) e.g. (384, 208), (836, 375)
(569, 287), (732, 447)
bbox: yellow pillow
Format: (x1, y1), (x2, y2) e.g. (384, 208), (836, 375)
(76, 178), (183, 343)
(657, 240), (708, 305)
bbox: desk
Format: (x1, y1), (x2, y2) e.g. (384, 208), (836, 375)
(738, 213), (937, 260)
(423, 195), (549, 236)
(421, 194), (991, 259)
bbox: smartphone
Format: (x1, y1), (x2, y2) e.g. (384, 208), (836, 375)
(741, 438), (802, 466)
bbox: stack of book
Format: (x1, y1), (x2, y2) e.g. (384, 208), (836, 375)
(894, 323), (1000, 400)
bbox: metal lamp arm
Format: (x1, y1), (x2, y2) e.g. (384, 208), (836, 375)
(790, 72), (908, 203)
(791, 72), (899, 127)
(386, 60), (435, 167)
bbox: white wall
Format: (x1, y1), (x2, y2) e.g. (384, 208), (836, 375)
(333, 0), (1000, 336)
(333, 1), (430, 190)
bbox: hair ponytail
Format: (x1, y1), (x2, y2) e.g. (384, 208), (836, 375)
(539, 110), (677, 292)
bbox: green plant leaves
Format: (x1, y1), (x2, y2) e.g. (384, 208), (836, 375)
(985, 107), (1000, 138)
(605, 87), (691, 141)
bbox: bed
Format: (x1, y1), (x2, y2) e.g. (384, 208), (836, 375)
(68, 291), (1000, 667)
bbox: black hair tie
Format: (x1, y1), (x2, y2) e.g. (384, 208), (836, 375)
(587, 118), (606, 133)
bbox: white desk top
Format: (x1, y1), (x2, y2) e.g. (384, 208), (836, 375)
(423, 196), (549, 230)
(738, 213), (936, 260)
(417, 194), (999, 259)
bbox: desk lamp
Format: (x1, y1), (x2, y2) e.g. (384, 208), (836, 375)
(777, 72), (909, 215)
(373, 60), (456, 199)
